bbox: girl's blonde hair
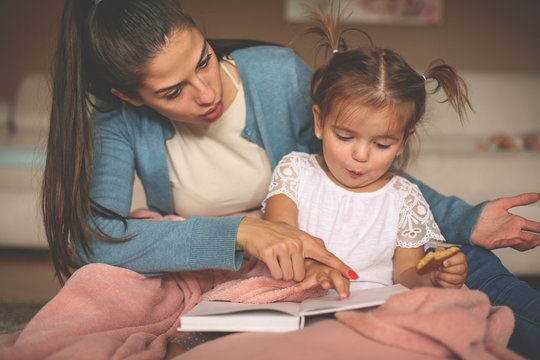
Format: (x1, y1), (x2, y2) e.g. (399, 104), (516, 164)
(305, 3), (472, 170)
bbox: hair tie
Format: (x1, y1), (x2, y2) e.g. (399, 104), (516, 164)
(421, 74), (427, 81)
(332, 49), (339, 54)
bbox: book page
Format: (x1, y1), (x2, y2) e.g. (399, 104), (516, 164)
(184, 299), (303, 317)
(298, 284), (408, 316)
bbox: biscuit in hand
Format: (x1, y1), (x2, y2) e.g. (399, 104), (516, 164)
(416, 246), (461, 275)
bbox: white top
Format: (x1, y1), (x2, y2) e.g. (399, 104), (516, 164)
(166, 61), (272, 217)
(263, 152), (445, 289)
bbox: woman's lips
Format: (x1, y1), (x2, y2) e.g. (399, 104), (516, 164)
(203, 101), (223, 120)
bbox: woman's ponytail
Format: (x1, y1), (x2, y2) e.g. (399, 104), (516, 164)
(42, 0), (97, 284)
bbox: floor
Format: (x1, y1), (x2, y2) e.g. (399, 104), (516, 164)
(0, 248), (61, 303)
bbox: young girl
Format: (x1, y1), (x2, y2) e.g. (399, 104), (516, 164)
(263, 8), (468, 298)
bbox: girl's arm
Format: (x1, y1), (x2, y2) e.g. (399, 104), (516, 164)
(393, 246), (467, 289)
(264, 193), (351, 298)
(263, 194), (299, 226)
(393, 247), (432, 288)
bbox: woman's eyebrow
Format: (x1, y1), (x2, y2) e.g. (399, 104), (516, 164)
(153, 41), (208, 95)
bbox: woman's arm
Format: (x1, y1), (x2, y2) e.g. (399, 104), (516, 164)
(80, 108), (245, 274)
(402, 173), (540, 250)
(400, 172), (485, 246)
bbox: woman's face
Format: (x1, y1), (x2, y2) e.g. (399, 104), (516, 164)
(122, 27), (224, 124)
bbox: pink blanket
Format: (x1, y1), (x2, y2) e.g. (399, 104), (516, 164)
(0, 262), (522, 360)
(0, 210), (522, 359)
(335, 287), (520, 360)
(0, 258), (323, 360)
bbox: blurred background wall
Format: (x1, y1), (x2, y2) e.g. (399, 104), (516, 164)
(1, 0), (539, 103)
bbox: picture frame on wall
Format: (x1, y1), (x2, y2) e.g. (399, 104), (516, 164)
(284, 0), (444, 26)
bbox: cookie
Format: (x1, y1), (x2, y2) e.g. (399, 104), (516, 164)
(416, 246), (461, 275)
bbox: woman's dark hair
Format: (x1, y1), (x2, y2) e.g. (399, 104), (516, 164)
(43, 0), (279, 284)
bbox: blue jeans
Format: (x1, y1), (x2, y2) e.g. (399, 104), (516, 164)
(462, 245), (540, 359)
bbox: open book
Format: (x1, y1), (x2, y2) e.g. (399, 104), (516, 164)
(178, 283), (408, 333)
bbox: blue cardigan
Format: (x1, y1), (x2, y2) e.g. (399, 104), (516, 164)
(83, 46), (485, 275)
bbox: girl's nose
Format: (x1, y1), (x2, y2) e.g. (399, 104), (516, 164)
(352, 143), (369, 162)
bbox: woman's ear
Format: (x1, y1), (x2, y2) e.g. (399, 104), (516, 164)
(111, 88), (144, 107)
(312, 105), (323, 139)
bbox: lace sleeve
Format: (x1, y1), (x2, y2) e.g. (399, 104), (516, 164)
(395, 177), (446, 248)
(261, 152), (306, 212)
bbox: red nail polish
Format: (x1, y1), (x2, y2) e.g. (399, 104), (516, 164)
(348, 270), (359, 280)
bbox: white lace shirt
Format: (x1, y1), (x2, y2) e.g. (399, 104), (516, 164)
(262, 152), (445, 289)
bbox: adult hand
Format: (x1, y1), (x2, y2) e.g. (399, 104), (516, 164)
(471, 193), (540, 251)
(236, 217), (357, 282)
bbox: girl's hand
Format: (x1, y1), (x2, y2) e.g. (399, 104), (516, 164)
(430, 247), (468, 288)
(294, 259), (350, 299)
(236, 217), (356, 283)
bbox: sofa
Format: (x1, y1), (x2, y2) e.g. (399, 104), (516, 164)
(0, 70), (538, 275)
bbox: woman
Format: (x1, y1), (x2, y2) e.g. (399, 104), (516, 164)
(43, 0), (539, 356)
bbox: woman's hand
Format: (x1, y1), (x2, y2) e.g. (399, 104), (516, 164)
(471, 193), (540, 251)
(236, 217), (356, 283)
(430, 247), (468, 288)
(294, 259), (350, 299)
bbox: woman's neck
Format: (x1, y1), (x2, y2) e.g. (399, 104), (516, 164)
(220, 60), (240, 113)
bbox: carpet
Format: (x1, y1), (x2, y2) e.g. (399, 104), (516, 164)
(0, 299), (45, 334)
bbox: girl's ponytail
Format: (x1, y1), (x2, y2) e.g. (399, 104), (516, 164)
(424, 59), (473, 121)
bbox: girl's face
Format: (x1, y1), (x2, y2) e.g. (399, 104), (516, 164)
(113, 27), (224, 125)
(313, 101), (414, 192)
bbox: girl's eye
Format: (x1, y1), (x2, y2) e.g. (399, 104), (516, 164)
(165, 87), (182, 100)
(375, 143), (391, 149)
(336, 134), (353, 141)
(199, 53), (212, 69)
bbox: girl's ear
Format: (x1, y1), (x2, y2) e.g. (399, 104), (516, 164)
(397, 127), (416, 156)
(111, 88), (144, 107)
(312, 105), (323, 139)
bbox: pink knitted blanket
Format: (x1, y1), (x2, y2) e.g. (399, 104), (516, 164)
(0, 209), (523, 359)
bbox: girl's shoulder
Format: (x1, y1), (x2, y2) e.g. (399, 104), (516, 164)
(391, 175), (425, 199)
(278, 151), (317, 168)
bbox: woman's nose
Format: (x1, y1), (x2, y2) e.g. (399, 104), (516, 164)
(193, 78), (215, 105)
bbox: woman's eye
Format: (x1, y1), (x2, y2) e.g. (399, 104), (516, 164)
(165, 87), (182, 100)
(199, 53), (212, 69)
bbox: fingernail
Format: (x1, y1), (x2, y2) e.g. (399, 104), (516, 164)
(348, 269), (359, 280)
